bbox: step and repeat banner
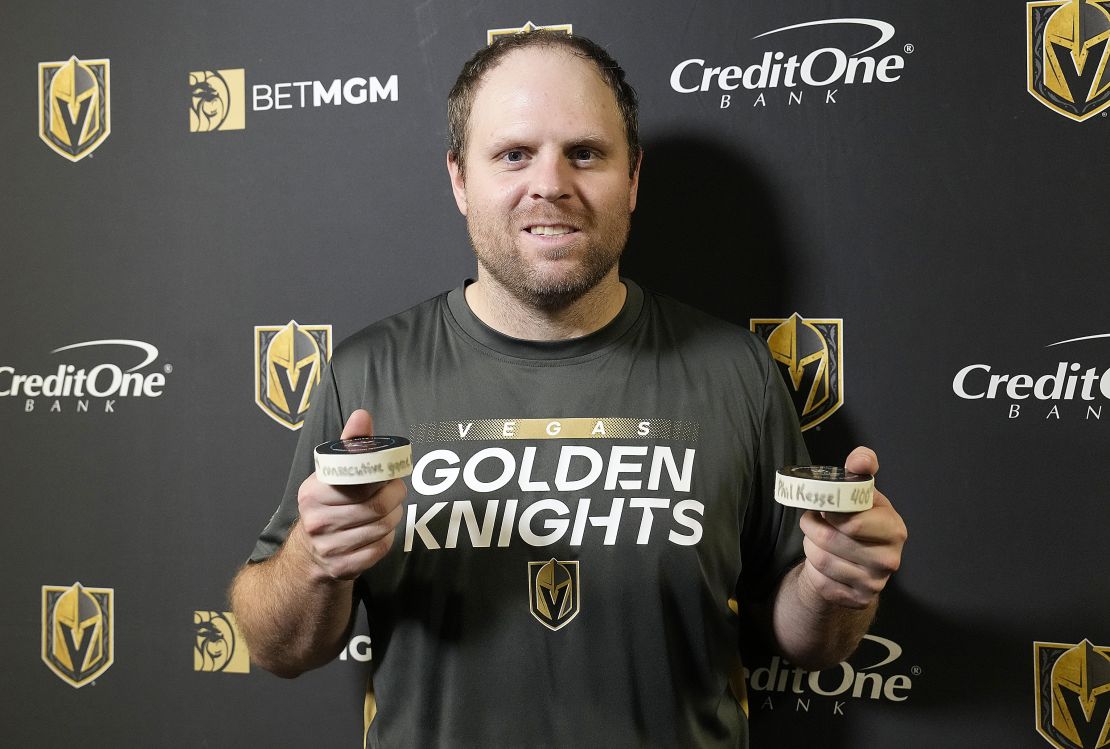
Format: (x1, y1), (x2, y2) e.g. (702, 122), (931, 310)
(2, 1), (1107, 747)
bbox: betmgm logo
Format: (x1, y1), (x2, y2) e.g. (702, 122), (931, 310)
(487, 21), (573, 46)
(528, 559), (580, 631)
(194, 610), (249, 673)
(1034, 640), (1110, 749)
(254, 321), (332, 430)
(190, 68), (246, 132)
(751, 314), (844, 431)
(41, 582), (114, 688)
(1028, 1), (1110, 121)
(38, 56), (110, 162)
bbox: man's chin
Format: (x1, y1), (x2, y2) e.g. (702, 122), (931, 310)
(473, 237), (624, 312)
(517, 283), (593, 311)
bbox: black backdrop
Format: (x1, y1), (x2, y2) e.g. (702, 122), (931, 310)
(2, 2), (1108, 747)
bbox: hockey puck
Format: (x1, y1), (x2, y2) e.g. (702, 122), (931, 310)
(314, 436), (413, 485)
(774, 465), (874, 513)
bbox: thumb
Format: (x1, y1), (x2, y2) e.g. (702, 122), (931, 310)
(340, 409), (374, 440)
(845, 445), (878, 476)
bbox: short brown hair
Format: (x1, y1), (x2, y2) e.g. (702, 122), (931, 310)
(447, 30), (640, 176)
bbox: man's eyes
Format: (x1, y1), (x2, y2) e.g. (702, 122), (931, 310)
(497, 148), (601, 165)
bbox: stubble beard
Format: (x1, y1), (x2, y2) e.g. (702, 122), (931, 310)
(467, 206), (630, 312)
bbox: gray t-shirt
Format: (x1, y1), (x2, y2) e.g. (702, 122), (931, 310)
(251, 279), (808, 748)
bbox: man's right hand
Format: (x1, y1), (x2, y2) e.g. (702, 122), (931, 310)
(291, 409), (408, 580)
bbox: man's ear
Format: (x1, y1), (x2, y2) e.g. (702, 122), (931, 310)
(447, 151), (468, 216)
(628, 148), (643, 213)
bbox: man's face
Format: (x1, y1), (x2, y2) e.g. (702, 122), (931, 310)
(448, 46), (640, 310)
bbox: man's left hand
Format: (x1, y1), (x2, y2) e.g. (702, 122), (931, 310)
(798, 446), (907, 610)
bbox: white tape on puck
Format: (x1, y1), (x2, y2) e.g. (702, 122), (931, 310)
(774, 466), (874, 513)
(314, 436), (413, 485)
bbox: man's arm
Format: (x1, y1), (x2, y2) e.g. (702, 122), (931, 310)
(768, 446), (907, 670)
(229, 409), (406, 678)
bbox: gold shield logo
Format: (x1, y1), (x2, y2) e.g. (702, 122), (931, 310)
(189, 69), (246, 132)
(1035, 640), (1110, 749)
(528, 559), (580, 631)
(751, 314), (844, 431)
(41, 582), (114, 688)
(38, 56), (111, 161)
(487, 21), (573, 45)
(194, 610), (250, 673)
(1028, 1), (1110, 121)
(254, 321), (332, 430)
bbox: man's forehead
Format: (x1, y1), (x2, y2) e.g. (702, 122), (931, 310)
(474, 45), (611, 101)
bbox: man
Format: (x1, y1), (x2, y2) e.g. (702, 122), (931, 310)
(230, 31), (906, 747)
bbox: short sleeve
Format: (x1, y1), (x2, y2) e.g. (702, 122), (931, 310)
(248, 362), (344, 562)
(737, 346), (809, 602)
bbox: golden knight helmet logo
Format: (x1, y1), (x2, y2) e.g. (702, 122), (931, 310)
(41, 582), (114, 688)
(751, 314), (844, 431)
(1034, 639), (1110, 748)
(1028, 1), (1110, 121)
(38, 56), (111, 161)
(254, 321), (332, 430)
(528, 559), (580, 631)
(487, 21), (573, 45)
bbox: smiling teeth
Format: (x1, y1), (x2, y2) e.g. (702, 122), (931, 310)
(529, 225), (572, 236)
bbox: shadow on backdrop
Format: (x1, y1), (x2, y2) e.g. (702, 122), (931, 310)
(624, 133), (793, 330)
(624, 132), (861, 463)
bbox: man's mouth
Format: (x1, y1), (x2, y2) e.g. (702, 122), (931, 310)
(526, 225), (576, 236)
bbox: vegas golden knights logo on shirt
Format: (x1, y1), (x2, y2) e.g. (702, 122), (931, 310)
(528, 559), (580, 631)
(1034, 640), (1110, 749)
(750, 314), (844, 432)
(38, 56), (110, 161)
(41, 583), (114, 688)
(1028, 1), (1110, 121)
(487, 21), (573, 45)
(194, 610), (250, 673)
(254, 321), (332, 430)
(189, 68), (246, 132)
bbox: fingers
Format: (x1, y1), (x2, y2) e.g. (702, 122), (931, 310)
(300, 503), (405, 579)
(296, 453), (408, 580)
(296, 478), (407, 580)
(802, 508), (904, 570)
(844, 445), (878, 476)
(299, 479), (407, 530)
(341, 409), (374, 440)
(800, 543), (880, 610)
(288, 408), (409, 579)
(819, 489), (901, 541)
(799, 496), (907, 609)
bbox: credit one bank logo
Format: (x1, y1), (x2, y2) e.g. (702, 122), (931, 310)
(745, 634), (916, 715)
(951, 333), (1110, 421)
(670, 18), (912, 109)
(1, 339), (170, 414)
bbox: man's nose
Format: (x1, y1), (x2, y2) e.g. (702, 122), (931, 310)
(529, 152), (571, 202)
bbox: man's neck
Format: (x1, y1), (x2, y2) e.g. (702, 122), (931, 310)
(464, 271), (627, 341)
